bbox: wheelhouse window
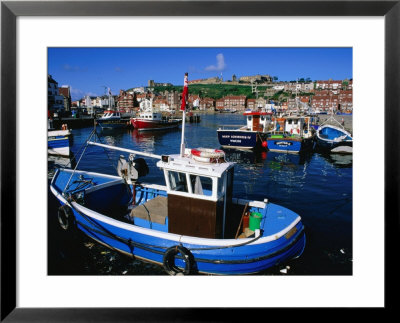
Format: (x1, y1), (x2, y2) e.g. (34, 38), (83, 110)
(247, 116), (252, 121)
(190, 175), (213, 196)
(168, 171), (188, 192)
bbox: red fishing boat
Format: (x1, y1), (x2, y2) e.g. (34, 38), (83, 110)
(130, 109), (180, 131)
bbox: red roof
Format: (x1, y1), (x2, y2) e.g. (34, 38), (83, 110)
(59, 87), (70, 97)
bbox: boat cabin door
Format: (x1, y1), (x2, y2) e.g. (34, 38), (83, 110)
(247, 115), (263, 132)
(161, 162), (234, 239)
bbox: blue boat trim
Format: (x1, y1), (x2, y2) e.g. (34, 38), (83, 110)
(76, 219), (305, 266)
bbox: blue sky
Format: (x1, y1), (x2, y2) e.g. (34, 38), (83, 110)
(48, 47), (352, 101)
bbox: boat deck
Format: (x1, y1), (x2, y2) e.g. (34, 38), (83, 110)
(127, 195), (245, 239)
(128, 196), (168, 225)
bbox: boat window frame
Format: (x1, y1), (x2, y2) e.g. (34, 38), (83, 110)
(189, 174), (214, 197)
(166, 170), (189, 193)
(163, 169), (219, 200)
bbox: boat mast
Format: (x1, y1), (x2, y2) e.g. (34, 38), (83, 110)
(108, 87), (110, 109)
(180, 73), (188, 157)
(88, 141), (162, 159)
(295, 79), (299, 113)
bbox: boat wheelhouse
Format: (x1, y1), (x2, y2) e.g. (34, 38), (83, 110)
(96, 110), (126, 129)
(217, 109), (273, 150)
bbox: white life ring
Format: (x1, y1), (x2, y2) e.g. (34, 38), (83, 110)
(191, 148), (225, 163)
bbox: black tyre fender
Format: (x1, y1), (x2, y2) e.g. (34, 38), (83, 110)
(57, 204), (75, 231)
(162, 245), (194, 276)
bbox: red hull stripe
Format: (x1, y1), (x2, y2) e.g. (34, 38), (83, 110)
(131, 119), (179, 130)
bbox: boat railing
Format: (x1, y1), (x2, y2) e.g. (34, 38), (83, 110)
(268, 130), (291, 138)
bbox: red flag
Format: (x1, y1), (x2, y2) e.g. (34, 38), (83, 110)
(180, 73), (188, 111)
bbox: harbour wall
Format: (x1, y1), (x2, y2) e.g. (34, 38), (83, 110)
(52, 117), (95, 129)
(316, 114), (353, 133)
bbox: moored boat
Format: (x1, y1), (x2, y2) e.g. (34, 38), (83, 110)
(96, 110), (127, 129)
(131, 109), (180, 131)
(266, 115), (315, 154)
(315, 124), (353, 154)
(49, 73), (306, 275)
(48, 121), (72, 157)
(217, 109), (273, 150)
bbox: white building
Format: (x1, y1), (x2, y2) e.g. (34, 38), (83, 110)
(132, 87), (146, 93)
(48, 75), (64, 111)
(272, 85), (285, 91)
(84, 95), (93, 107)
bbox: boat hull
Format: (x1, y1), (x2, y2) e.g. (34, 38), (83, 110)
(48, 130), (72, 156)
(217, 129), (266, 150)
(315, 125), (353, 153)
(80, 221), (305, 275)
(266, 136), (314, 154)
(63, 203), (305, 275)
(315, 138), (353, 153)
(96, 120), (127, 129)
(131, 119), (180, 131)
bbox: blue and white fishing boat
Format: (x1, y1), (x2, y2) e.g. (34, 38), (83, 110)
(48, 120), (72, 157)
(217, 109), (273, 150)
(315, 124), (353, 154)
(315, 115), (353, 153)
(49, 73), (305, 275)
(266, 115), (315, 154)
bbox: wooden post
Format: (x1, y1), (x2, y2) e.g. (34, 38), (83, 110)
(235, 203), (249, 239)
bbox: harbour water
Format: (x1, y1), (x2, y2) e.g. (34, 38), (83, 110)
(48, 113), (352, 275)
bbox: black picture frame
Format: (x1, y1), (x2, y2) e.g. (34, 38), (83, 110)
(1, 0), (398, 320)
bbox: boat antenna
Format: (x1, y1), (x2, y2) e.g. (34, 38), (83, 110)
(180, 72), (188, 157)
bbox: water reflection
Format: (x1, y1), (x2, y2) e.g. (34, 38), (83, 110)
(321, 153), (353, 168)
(224, 148), (267, 166)
(129, 128), (181, 149)
(47, 152), (76, 179)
